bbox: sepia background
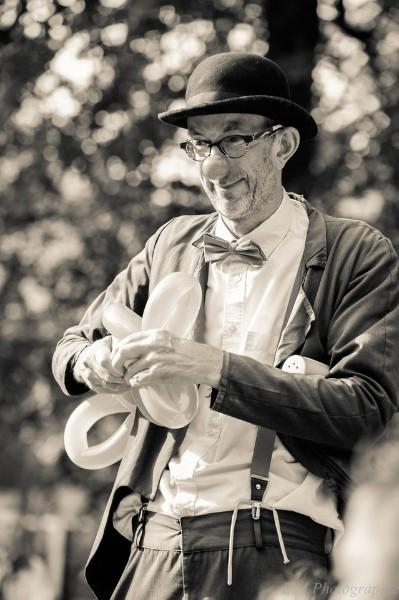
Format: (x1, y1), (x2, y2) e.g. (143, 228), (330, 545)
(0, 0), (398, 598)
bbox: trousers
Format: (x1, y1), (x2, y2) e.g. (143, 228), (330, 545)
(110, 508), (330, 600)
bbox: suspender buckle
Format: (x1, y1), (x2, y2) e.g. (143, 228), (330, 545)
(133, 503), (148, 548)
(138, 503), (147, 523)
(251, 501), (261, 520)
(250, 501), (263, 549)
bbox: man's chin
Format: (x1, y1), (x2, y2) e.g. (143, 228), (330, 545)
(212, 191), (248, 211)
(216, 203), (249, 222)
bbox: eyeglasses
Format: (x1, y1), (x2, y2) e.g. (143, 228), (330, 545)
(180, 125), (284, 162)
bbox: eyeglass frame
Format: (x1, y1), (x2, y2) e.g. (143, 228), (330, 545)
(179, 124), (285, 162)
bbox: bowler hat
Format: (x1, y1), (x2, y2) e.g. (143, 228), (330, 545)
(158, 52), (318, 140)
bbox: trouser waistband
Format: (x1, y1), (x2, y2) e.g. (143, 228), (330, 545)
(134, 508), (328, 554)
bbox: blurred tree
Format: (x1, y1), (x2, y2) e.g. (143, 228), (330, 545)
(265, 0), (319, 194)
(311, 0), (399, 244)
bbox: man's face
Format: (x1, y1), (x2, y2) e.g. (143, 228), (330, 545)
(187, 112), (281, 226)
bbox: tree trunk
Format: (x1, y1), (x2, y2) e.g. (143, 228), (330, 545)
(264, 0), (319, 195)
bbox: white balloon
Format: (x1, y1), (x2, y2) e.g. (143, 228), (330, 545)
(140, 272), (201, 429)
(64, 272), (203, 470)
(64, 303), (142, 470)
(139, 385), (198, 429)
(103, 303), (151, 418)
(103, 302), (142, 341)
(143, 272), (202, 336)
(64, 394), (135, 470)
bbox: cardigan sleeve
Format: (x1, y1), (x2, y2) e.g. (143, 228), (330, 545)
(52, 221), (173, 396)
(211, 227), (399, 449)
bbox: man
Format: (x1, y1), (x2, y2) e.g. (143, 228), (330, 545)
(52, 53), (399, 600)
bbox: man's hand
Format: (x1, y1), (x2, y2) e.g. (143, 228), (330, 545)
(73, 335), (131, 395)
(110, 329), (223, 389)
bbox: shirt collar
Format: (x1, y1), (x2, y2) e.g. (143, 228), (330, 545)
(214, 188), (293, 259)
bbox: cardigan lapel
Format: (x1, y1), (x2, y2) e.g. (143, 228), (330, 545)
(274, 200), (327, 367)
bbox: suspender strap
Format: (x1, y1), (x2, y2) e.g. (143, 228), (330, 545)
(251, 427), (276, 501)
(250, 427), (276, 548)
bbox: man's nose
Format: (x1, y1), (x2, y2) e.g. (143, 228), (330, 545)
(201, 150), (230, 182)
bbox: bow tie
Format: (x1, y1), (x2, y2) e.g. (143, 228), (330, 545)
(202, 233), (266, 266)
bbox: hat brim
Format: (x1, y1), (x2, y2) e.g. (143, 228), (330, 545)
(158, 95), (317, 140)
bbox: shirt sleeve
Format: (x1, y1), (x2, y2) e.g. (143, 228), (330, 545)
(211, 230), (399, 449)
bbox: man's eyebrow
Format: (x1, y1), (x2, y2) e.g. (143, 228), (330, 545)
(221, 120), (243, 132)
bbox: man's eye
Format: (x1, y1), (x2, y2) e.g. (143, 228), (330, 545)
(224, 135), (246, 145)
(192, 139), (209, 149)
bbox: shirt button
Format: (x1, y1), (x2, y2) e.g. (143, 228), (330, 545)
(226, 323), (238, 335)
(233, 273), (242, 282)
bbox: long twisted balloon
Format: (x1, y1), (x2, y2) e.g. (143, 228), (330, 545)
(64, 272), (202, 470)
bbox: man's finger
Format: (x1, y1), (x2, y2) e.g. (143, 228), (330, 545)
(90, 382), (130, 395)
(124, 358), (149, 382)
(93, 344), (125, 378)
(93, 364), (126, 385)
(85, 372), (131, 395)
(111, 330), (175, 369)
(110, 331), (154, 366)
(111, 340), (148, 369)
(124, 351), (176, 382)
(111, 340), (158, 370)
(129, 368), (154, 387)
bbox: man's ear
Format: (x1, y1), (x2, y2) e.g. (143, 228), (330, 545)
(273, 127), (300, 169)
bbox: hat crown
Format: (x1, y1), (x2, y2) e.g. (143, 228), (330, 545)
(158, 52), (318, 140)
(186, 53), (291, 104)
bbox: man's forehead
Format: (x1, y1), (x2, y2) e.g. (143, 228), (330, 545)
(187, 112), (271, 135)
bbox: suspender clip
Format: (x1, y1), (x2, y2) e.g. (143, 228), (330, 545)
(133, 503), (148, 548)
(251, 501), (261, 521)
(138, 503), (147, 523)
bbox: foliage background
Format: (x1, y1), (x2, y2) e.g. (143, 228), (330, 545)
(0, 0), (398, 597)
